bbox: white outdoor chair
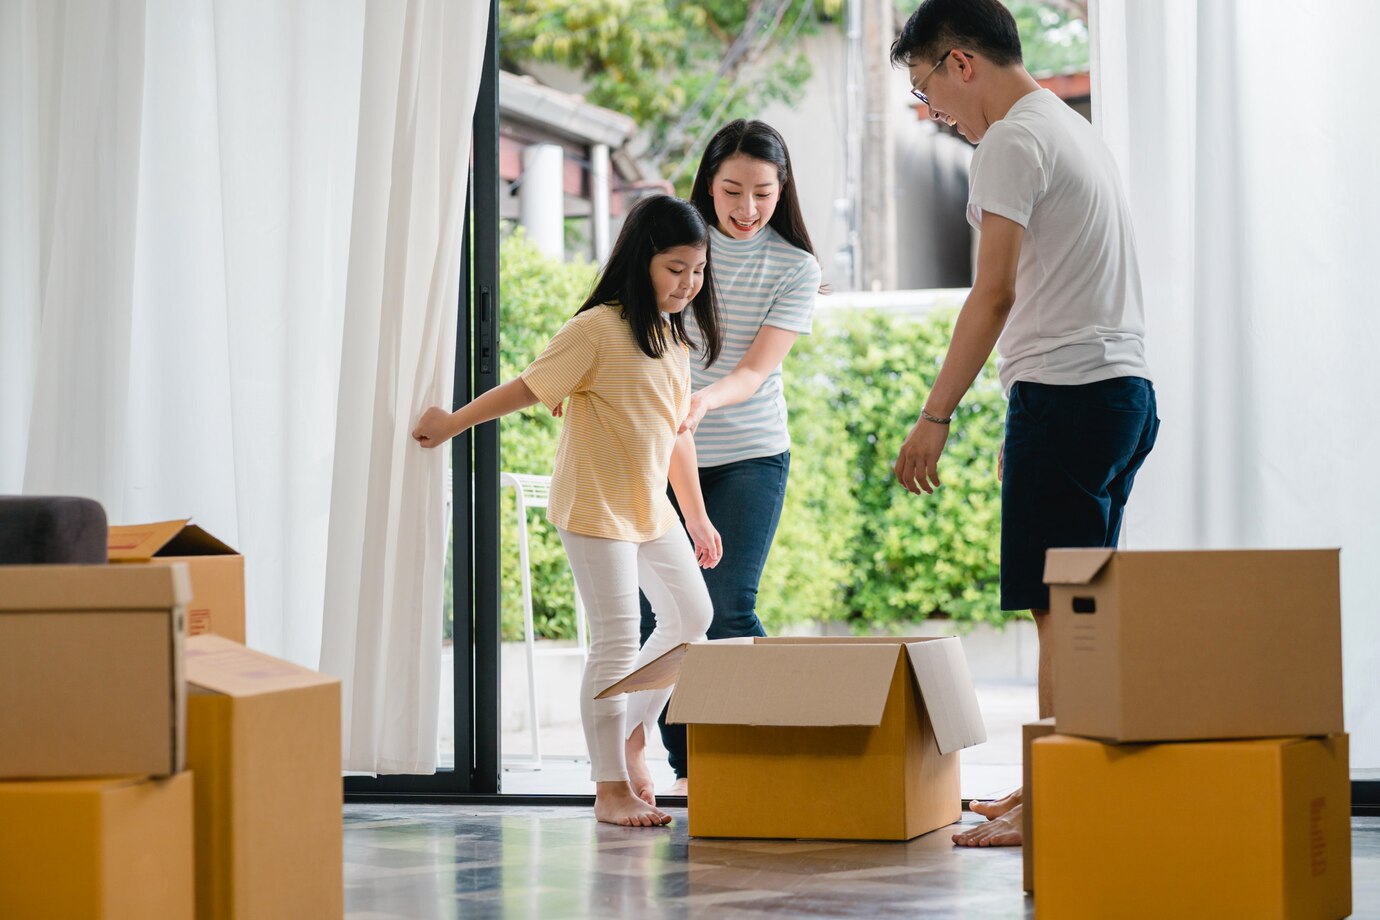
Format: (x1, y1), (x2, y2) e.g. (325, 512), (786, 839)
(500, 472), (589, 769)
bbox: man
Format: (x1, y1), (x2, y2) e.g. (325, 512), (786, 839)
(890, 0), (1159, 847)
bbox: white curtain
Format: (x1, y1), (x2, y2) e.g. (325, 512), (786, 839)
(0, 0), (487, 774)
(1093, 0), (1380, 769)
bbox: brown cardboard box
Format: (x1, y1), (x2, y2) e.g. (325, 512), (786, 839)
(0, 772), (195, 919)
(601, 636), (987, 840)
(109, 519), (246, 642)
(1032, 733), (1351, 920)
(1021, 717), (1056, 893)
(0, 564), (189, 778)
(185, 635), (343, 920)
(1044, 548), (1343, 742)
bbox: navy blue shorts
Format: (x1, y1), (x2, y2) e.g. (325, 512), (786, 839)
(1000, 376), (1159, 611)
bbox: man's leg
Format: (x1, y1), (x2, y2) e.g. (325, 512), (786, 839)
(955, 378), (1156, 848)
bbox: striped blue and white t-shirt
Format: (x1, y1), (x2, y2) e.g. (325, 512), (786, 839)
(683, 225), (821, 467)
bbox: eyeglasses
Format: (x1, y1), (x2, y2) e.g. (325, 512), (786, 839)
(909, 50), (971, 107)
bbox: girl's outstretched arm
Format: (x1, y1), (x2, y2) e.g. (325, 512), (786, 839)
(413, 378), (540, 448)
(668, 430), (722, 568)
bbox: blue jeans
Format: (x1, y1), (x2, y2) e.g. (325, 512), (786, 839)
(1001, 377), (1160, 611)
(638, 450), (790, 778)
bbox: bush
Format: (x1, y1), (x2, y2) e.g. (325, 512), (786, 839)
(454, 233), (1019, 642)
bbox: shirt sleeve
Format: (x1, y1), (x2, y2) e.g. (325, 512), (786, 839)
(520, 314), (597, 411)
(966, 122), (1046, 230)
(762, 253), (822, 336)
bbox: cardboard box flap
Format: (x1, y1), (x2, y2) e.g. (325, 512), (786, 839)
(1043, 548), (1116, 585)
(905, 638), (987, 754)
(186, 635), (338, 697)
(108, 519), (191, 561)
(0, 563), (192, 611)
(595, 637), (756, 699)
(666, 643), (899, 727)
(108, 520), (238, 560)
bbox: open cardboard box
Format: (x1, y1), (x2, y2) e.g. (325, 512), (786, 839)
(185, 635), (343, 920)
(109, 519), (246, 643)
(0, 563), (189, 779)
(599, 636), (986, 840)
(1045, 548), (1344, 742)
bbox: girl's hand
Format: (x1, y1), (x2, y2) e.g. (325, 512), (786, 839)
(551, 400), (564, 418)
(412, 406), (456, 448)
(677, 391), (709, 435)
(684, 515), (723, 569)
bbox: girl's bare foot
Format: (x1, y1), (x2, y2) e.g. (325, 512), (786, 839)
(970, 786), (1022, 820)
(663, 777), (688, 797)
(625, 724), (656, 807)
(953, 804), (1023, 847)
(594, 781), (672, 827)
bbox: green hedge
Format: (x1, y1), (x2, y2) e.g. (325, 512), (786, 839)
(445, 233), (1019, 642)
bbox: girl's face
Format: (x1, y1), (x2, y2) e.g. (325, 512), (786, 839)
(649, 244), (707, 314)
(709, 154), (781, 240)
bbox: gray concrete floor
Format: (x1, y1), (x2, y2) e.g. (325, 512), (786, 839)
(342, 804), (1380, 919)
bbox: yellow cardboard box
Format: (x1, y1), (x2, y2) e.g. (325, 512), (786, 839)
(601, 637), (987, 840)
(1021, 716), (1057, 893)
(0, 772), (195, 919)
(1044, 548), (1343, 742)
(109, 519), (246, 643)
(1032, 733), (1351, 919)
(185, 635), (343, 920)
(0, 563), (188, 778)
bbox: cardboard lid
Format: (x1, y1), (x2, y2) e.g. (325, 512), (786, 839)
(906, 638), (988, 754)
(186, 634), (339, 697)
(1043, 548), (1116, 585)
(0, 563), (192, 611)
(666, 643), (901, 727)
(108, 520), (238, 561)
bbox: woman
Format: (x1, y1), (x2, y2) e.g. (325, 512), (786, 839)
(639, 120), (823, 795)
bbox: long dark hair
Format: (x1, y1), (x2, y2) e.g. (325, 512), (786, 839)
(689, 120), (817, 259)
(578, 195), (722, 366)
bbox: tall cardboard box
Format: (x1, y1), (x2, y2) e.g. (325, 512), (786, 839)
(0, 563), (188, 778)
(109, 519), (246, 643)
(1044, 548), (1343, 742)
(1021, 717), (1057, 894)
(1032, 733), (1352, 920)
(0, 772), (195, 919)
(185, 635), (343, 920)
(601, 636), (987, 840)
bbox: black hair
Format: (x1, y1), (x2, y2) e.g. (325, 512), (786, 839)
(689, 120), (817, 260)
(578, 194), (722, 366)
(890, 0), (1023, 69)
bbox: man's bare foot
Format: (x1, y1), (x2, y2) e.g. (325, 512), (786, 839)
(662, 777), (687, 797)
(625, 724), (656, 807)
(953, 804), (1023, 847)
(594, 781), (671, 827)
(969, 786), (1022, 820)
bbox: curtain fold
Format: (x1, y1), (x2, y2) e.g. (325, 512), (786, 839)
(0, 0), (488, 774)
(1093, 0), (1380, 769)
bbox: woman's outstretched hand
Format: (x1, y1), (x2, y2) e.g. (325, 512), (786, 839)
(684, 515), (723, 569)
(412, 407), (455, 448)
(677, 391), (709, 434)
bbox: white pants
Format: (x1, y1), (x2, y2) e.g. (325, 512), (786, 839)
(558, 525), (712, 783)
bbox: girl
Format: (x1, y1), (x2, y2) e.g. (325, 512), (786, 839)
(638, 120), (823, 796)
(413, 195), (723, 827)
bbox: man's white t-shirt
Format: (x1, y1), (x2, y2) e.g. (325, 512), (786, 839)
(967, 88), (1151, 395)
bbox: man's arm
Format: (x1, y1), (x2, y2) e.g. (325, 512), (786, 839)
(894, 211), (1023, 495)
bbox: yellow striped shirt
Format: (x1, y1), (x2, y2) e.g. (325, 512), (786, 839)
(520, 303), (690, 542)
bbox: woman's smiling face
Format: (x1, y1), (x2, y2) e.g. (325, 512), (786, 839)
(709, 154), (781, 240)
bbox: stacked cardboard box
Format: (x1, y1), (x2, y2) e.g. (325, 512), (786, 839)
(109, 519), (246, 643)
(1030, 549), (1352, 919)
(601, 636), (988, 840)
(0, 563), (196, 920)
